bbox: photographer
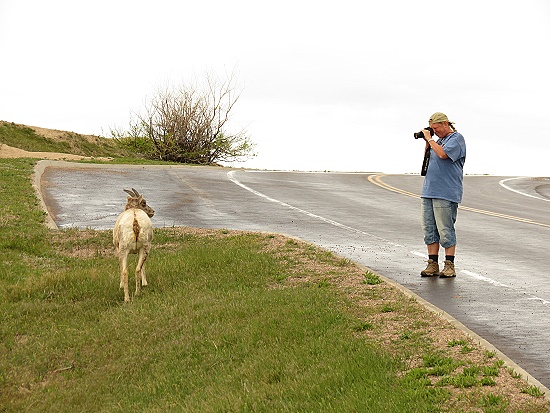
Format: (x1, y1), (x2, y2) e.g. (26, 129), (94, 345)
(417, 112), (466, 278)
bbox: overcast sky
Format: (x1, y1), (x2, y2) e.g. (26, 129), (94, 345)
(1, 0), (549, 176)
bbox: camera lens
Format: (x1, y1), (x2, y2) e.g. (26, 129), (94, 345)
(414, 127), (434, 139)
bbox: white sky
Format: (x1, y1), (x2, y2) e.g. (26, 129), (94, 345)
(1, 0), (549, 176)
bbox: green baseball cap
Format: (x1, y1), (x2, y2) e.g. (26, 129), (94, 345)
(429, 112), (455, 125)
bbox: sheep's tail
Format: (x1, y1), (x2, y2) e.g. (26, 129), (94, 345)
(132, 211), (140, 244)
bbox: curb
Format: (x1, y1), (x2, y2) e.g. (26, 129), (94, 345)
(33, 160), (58, 230)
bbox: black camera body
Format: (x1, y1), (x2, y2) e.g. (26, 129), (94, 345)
(414, 127), (434, 139)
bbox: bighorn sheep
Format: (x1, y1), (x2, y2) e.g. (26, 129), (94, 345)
(113, 188), (155, 302)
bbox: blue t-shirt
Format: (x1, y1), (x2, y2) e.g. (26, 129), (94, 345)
(421, 131), (466, 203)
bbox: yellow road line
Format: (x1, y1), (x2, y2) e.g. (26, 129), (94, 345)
(368, 174), (419, 198)
(368, 174), (550, 228)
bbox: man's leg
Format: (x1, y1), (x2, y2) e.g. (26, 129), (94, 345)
(428, 242), (440, 256)
(433, 200), (458, 277)
(445, 245), (456, 259)
(421, 198), (441, 276)
(421, 242), (440, 276)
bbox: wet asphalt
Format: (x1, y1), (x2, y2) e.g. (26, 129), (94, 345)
(37, 161), (550, 389)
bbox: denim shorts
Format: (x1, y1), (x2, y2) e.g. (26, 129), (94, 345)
(421, 198), (458, 248)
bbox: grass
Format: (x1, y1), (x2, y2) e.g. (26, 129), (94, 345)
(362, 271), (382, 285)
(1, 125), (550, 412)
(0, 159), (432, 412)
(479, 392), (509, 412)
(4, 232), (409, 412)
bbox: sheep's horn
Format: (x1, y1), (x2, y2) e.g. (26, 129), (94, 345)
(131, 188), (141, 197)
(123, 189), (136, 197)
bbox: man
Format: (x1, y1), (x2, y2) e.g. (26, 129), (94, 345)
(420, 112), (466, 278)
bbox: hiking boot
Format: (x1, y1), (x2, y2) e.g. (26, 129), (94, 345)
(439, 260), (456, 278)
(420, 259), (440, 277)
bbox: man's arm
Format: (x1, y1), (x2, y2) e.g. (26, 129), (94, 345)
(422, 130), (448, 159)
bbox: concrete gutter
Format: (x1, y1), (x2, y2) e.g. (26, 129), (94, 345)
(33, 160), (58, 230)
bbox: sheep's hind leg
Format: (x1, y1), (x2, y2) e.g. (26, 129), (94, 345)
(140, 248), (149, 287)
(120, 253), (130, 302)
(135, 249), (149, 297)
(141, 263), (147, 287)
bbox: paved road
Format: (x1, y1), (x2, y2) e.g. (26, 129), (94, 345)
(38, 161), (550, 388)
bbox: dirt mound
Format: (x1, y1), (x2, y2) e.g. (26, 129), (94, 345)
(0, 143), (110, 160)
(0, 123), (112, 161)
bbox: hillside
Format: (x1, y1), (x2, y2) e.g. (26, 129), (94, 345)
(0, 121), (133, 160)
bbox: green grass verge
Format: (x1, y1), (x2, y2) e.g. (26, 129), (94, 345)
(0, 158), (435, 412)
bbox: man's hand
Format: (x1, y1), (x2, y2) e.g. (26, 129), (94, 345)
(422, 129), (432, 141)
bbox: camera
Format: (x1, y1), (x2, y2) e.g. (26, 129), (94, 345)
(414, 127), (434, 139)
